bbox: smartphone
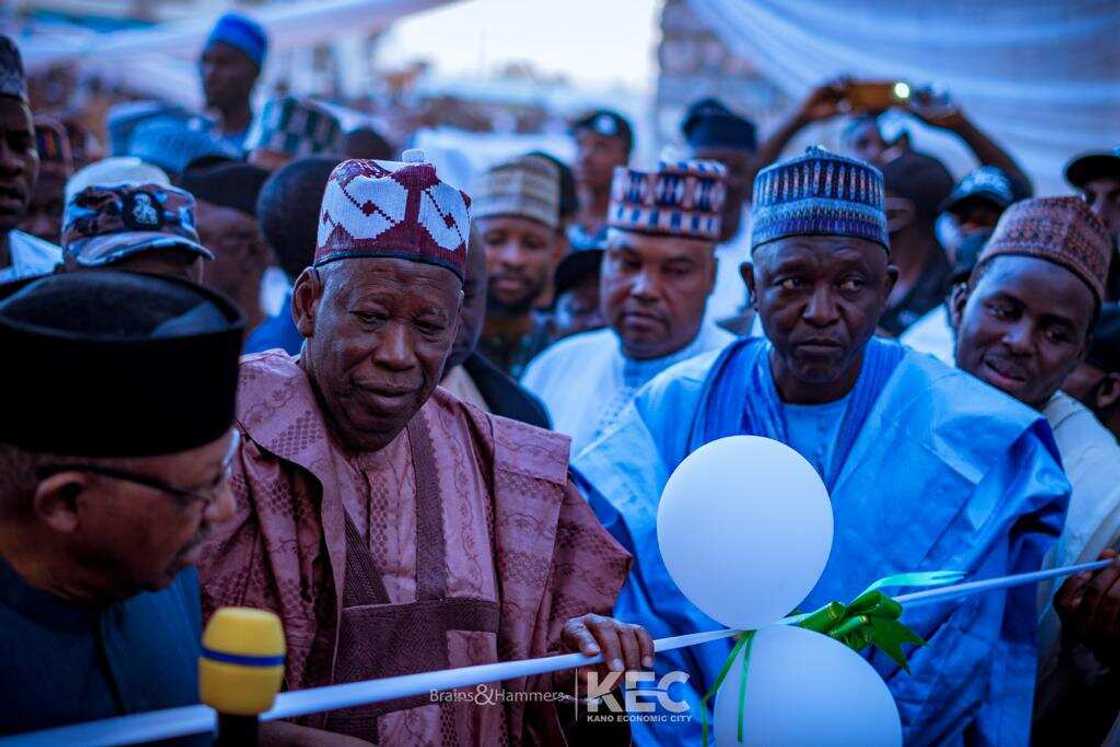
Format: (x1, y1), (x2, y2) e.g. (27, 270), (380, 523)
(845, 81), (911, 113)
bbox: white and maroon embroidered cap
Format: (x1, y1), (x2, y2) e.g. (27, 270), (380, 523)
(314, 149), (472, 280)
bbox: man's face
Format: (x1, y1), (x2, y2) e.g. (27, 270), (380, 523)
(573, 129), (628, 192)
(689, 146), (752, 241)
(65, 431), (236, 598)
(295, 257), (462, 452)
(748, 236), (894, 391)
(0, 98), (39, 234)
(843, 120), (890, 166)
(18, 173), (65, 244)
(601, 230), (715, 360)
(1080, 177), (1120, 243)
(938, 198), (1003, 264)
(195, 200), (267, 301)
(554, 276), (606, 340)
(446, 234), (487, 371)
(954, 255), (1094, 408)
(479, 215), (562, 315)
(199, 42), (258, 113)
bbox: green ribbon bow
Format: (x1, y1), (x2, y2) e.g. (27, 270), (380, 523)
(700, 570), (964, 746)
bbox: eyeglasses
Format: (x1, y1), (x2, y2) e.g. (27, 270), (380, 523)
(37, 431), (241, 509)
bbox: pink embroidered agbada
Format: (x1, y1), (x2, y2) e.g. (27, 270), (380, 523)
(199, 351), (630, 745)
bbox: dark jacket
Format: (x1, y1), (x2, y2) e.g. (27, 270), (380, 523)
(463, 352), (551, 429)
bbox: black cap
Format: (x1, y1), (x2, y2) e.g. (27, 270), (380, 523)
(1088, 303), (1120, 373)
(181, 161), (271, 217)
(680, 97), (757, 152)
(0, 272), (244, 457)
(570, 109), (633, 154)
(940, 166), (1015, 217)
(1065, 147), (1120, 189)
(554, 248), (604, 299)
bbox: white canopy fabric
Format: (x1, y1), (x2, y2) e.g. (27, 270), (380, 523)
(687, 0), (1120, 194)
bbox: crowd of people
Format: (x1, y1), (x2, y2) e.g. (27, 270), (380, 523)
(1, 10), (1119, 746)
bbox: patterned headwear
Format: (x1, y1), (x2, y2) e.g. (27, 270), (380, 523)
(205, 12), (269, 69)
(0, 35), (27, 103)
(64, 156), (170, 207)
(34, 116), (74, 182)
(62, 183), (213, 267)
(472, 154), (562, 230)
(315, 150), (472, 280)
(245, 96), (342, 159)
(940, 165), (1015, 216)
(608, 159), (727, 241)
(978, 196), (1112, 306)
(751, 146), (888, 252)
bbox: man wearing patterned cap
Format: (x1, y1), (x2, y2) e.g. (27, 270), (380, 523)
(680, 98), (758, 328)
(200, 12), (268, 151)
(0, 271), (243, 739)
(577, 147), (1070, 746)
(245, 95), (343, 172)
(473, 153), (566, 378)
(200, 152), (652, 745)
(948, 198), (1120, 745)
(61, 183), (213, 283)
(523, 160), (734, 457)
(0, 35), (63, 284)
(18, 116), (73, 245)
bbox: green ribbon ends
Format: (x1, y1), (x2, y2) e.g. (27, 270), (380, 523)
(700, 570), (964, 746)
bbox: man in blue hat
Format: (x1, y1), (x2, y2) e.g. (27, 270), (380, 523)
(200, 12), (268, 151)
(575, 147), (1070, 746)
(680, 97), (758, 328)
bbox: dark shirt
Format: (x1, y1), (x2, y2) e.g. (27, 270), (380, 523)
(462, 352), (551, 429)
(878, 250), (952, 337)
(477, 313), (554, 381)
(0, 559), (206, 744)
(244, 291), (303, 356)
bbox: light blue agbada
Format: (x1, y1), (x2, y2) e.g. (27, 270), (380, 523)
(573, 337), (1070, 747)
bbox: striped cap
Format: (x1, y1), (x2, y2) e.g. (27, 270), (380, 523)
(472, 154), (562, 230)
(608, 159), (727, 241)
(751, 146), (888, 252)
(245, 96), (342, 159)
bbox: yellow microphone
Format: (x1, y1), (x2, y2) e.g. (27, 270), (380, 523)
(199, 607), (286, 746)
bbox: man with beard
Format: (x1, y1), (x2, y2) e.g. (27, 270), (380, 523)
(440, 226), (551, 427)
(0, 271), (243, 738)
(576, 147), (1070, 746)
(200, 153), (650, 745)
(948, 197), (1120, 746)
(522, 160), (733, 457)
(181, 161), (272, 331)
(0, 36), (62, 284)
(474, 154), (565, 378)
(569, 110), (632, 251)
(900, 165), (1015, 362)
(199, 12), (268, 151)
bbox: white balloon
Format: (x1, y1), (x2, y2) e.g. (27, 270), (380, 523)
(713, 625), (902, 747)
(656, 436), (833, 629)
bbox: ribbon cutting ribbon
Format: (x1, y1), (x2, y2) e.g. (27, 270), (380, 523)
(701, 570), (965, 746)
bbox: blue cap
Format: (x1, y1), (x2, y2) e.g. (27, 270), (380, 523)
(681, 98), (757, 152)
(751, 146), (889, 252)
(205, 13), (268, 69)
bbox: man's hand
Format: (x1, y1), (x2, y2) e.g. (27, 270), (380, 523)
(905, 87), (968, 131)
(796, 79), (849, 124)
(1054, 549), (1120, 667)
(559, 614), (655, 690)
